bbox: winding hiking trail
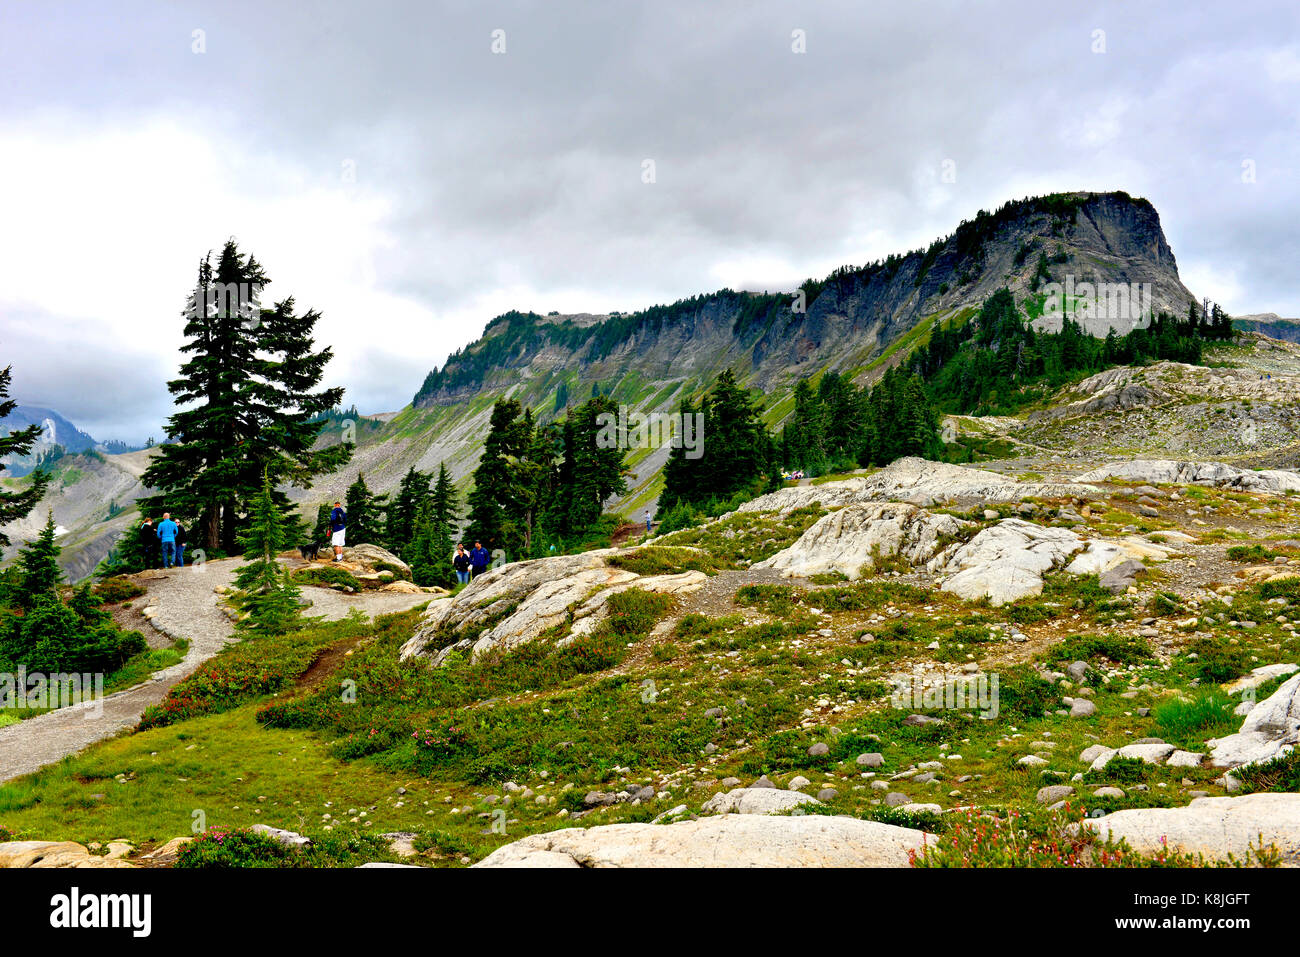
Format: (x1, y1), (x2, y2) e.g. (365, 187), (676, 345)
(0, 559), (436, 785)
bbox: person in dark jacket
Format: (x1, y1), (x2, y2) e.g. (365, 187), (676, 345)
(452, 543), (471, 585)
(138, 518), (160, 569)
(329, 501), (347, 560)
(174, 521), (187, 568)
(469, 541), (490, 579)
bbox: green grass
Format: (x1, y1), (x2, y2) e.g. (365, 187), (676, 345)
(1152, 689), (1239, 747)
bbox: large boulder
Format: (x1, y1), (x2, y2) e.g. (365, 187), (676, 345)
(399, 550), (702, 665)
(701, 787), (822, 815)
(473, 814), (929, 867)
(1084, 793), (1300, 866)
(0, 841), (135, 869)
(1208, 672), (1300, 769)
(928, 519), (1084, 605)
(753, 502), (969, 579)
(736, 457), (1098, 514)
(1076, 460), (1300, 494)
(339, 543), (411, 576)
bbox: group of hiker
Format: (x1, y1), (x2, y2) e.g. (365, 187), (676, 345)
(452, 541), (490, 583)
(328, 500), (490, 584)
(137, 513), (187, 569)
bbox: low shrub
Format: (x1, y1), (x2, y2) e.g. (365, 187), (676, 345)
(175, 828), (295, 868)
(92, 577), (146, 604)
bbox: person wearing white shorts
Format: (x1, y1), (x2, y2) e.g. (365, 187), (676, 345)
(329, 500), (347, 560)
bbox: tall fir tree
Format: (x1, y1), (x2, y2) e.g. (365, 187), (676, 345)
(141, 241), (352, 553)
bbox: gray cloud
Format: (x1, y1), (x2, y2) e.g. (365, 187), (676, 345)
(1, 0), (1297, 441)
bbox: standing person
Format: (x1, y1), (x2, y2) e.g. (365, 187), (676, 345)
(138, 517), (159, 569)
(469, 541), (490, 579)
(452, 543), (471, 585)
(174, 520), (187, 568)
(156, 512), (178, 568)
(329, 500), (347, 560)
(644, 508), (653, 534)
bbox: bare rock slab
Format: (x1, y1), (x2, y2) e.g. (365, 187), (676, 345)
(1084, 793), (1300, 866)
(474, 814), (928, 868)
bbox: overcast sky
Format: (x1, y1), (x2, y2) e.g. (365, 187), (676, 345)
(1, 0), (1297, 443)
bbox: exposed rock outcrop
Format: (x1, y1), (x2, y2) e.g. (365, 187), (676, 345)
(0, 841), (135, 869)
(753, 502), (969, 579)
(927, 519), (1085, 605)
(399, 550), (703, 665)
(737, 457), (1099, 515)
(1076, 460), (1300, 494)
(1083, 793), (1300, 866)
(1208, 672), (1300, 769)
(473, 813), (929, 867)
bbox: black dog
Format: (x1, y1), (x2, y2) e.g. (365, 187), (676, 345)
(299, 543), (322, 561)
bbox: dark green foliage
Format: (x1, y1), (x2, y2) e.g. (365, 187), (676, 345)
(0, 513), (147, 674)
(232, 475), (302, 636)
(660, 370), (771, 513)
(1234, 750), (1300, 794)
(140, 240), (351, 553)
(466, 397), (627, 558)
(1184, 636), (1253, 684)
(1046, 632), (1154, 667)
(908, 288), (1224, 417)
(344, 473), (378, 546)
(291, 565), (363, 591)
(0, 366), (49, 547)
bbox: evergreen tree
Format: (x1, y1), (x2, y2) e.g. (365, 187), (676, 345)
(2, 513), (145, 672)
(429, 463), (460, 533)
(0, 365), (49, 547)
(660, 372), (768, 511)
(408, 500), (455, 588)
(141, 241), (352, 553)
(13, 512), (62, 611)
(464, 399), (532, 554)
(386, 467), (432, 554)
(344, 473), (377, 545)
(560, 396), (625, 538)
(312, 502), (332, 545)
(233, 474), (302, 636)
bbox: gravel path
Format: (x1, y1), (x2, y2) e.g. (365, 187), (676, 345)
(0, 559), (435, 784)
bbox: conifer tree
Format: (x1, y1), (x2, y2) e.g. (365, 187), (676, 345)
(387, 467), (432, 554)
(142, 241), (352, 553)
(14, 511), (62, 611)
(429, 463), (459, 533)
(233, 474), (301, 636)
(344, 473), (377, 545)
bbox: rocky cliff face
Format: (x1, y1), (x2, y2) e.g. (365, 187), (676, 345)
(298, 191), (1197, 518)
(414, 192), (1193, 412)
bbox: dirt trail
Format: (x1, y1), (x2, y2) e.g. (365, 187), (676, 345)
(0, 559), (436, 785)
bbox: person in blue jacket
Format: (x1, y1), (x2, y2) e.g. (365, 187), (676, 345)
(156, 512), (179, 568)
